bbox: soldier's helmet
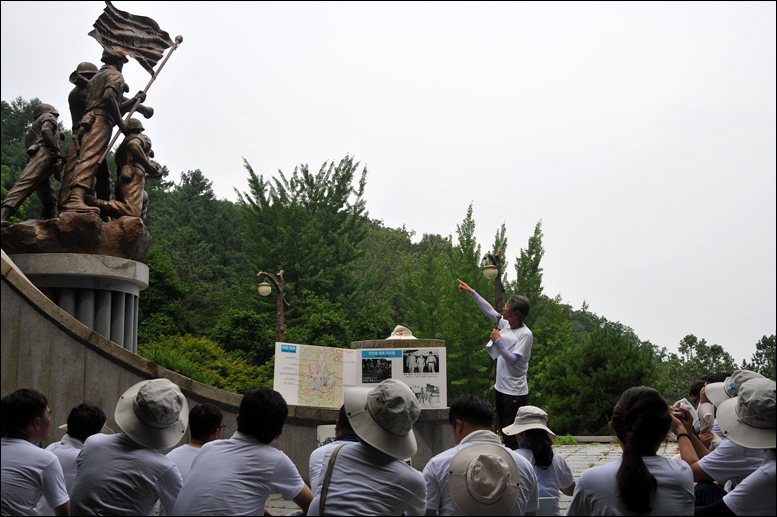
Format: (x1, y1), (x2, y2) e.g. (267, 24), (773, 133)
(126, 118), (145, 133)
(69, 62), (99, 84)
(33, 103), (59, 119)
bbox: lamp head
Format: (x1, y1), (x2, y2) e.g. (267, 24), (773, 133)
(257, 282), (272, 297)
(482, 264), (498, 280)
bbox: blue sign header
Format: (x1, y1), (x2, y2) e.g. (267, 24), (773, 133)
(281, 344), (297, 353)
(362, 350), (402, 358)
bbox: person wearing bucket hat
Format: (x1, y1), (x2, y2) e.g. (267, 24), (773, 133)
(423, 395), (539, 516)
(457, 279), (533, 451)
(1, 388), (70, 516)
(693, 377), (776, 517)
(69, 378), (188, 515)
(307, 379), (426, 516)
(35, 403), (107, 515)
(568, 387), (695, 516)
(172, 388), (314, 515)
(671, 370), (766, 506)
(503, 406), (575, 516)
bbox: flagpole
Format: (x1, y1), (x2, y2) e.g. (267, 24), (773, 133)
(97, 35), (183, 165)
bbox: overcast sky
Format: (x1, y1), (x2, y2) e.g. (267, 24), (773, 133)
(2, 1), (775, 364)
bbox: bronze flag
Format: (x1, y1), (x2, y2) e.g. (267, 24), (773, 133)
(89, 1), (174, 75)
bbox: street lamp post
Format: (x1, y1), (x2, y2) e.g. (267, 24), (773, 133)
(482, 250), (503, 312)
(257, 270), (290, 343)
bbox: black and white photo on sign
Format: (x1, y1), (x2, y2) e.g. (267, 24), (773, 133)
(403, 349), (439, 374)
(409, 383), (441, 406)
(361, 358), (392, 383)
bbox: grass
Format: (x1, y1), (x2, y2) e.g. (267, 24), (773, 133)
(602, 450), (609, 456)
(552, 434), (579, 446)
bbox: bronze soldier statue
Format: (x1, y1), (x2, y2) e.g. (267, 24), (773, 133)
(60, 51), (150, 214)
(85, 118), (159, 220)
(1, 103), (66, 226)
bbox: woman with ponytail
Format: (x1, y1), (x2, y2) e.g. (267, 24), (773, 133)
(567, 386), (695, 515)
(503, 406), (575, 516)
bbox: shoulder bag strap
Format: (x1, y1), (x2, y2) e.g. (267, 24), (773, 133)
(318, 443), (346, 516)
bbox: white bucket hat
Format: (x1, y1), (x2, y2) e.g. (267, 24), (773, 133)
(716, 377), (775, 450)
(115, 379), (189, 450)
(449, 443), (521, 516)
(502, 405), (556, 439)
(705, 369), (765, 407)
(344, 379), (420, 459)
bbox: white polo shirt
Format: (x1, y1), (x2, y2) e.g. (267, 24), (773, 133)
(308, 441), (426, 516)
(697, 438), (764, 486)
(36, 434), (83, 515)
(514, 448), (575, 516)
(722, 452), (776, 516)
(1, 438), (69, 516)
(172, 431), (305, 515)
(165, 444), (201, 482)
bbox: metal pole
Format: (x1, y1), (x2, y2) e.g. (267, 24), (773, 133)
(257, 270), (290, 343)
(98, 35), (183, 165)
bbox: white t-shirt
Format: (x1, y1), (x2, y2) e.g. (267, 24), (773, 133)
(566, 456), (694, 516)
(423, 430), (539, 516)
(36, 434), (83, 515)
(697, 438), (764, 485)
(722, 452), (776, 516)
(494, 321), (533, 396)
(514, 448), (575, 516)
(1, 438), (69, 516)
(165, 443), (201, 482)
(172, 431), (304, 515)
(308, 441), (426, 516)
(309, 438), (360, 492)
(69, 433), (183, 515)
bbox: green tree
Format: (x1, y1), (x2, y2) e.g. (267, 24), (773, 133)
(529, 294), (576, 406)
(512, 220), (545, 329)
(237, 155), (368, 304)
(138, 247), (194, 344)
(742, 334), (776, 380)
(543, 328), (660, 435)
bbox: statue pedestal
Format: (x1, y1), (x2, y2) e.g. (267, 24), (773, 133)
(9, 253), (148, 353)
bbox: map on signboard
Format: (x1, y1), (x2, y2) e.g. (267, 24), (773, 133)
(298, 346), (345, 407)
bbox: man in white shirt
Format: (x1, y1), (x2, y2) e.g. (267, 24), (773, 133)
(36, 403), (107, 515)
(308, 379), (426, 516)
(166, 403), (224, 482)
(309, 404), (360, 492)
(693, 377), (776, 516)
(1, 388), (69, 516)
(172, 388), (314, 515)
(674, 370), (766, 505)
(69, 378), (189, 515)
(423, 395), (539, 516)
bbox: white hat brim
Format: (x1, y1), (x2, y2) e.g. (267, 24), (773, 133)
(344, 386), (417, 459)
(502, 421), (556, 439)
(716, 395), (776, 449)
(704, 382), (729, 408)
(114, 380), (188, 450)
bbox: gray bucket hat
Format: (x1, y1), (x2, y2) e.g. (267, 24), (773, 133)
(115, 379), (189, 450)
(716, 377), (775, 449)
(705, 369), (765, 407)
(344, 379), (420, 459)
(502, 405), (557, 439)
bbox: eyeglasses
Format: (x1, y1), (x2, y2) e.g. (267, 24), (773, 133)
(218, 424), (226, 430)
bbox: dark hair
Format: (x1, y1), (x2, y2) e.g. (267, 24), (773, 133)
(609, 386), (671, 514)
(706, 372), (731, 385)
(189, 404), (224, 442)
(237, 389), (288, 444)
(524, 428), (554, 469)
(1, 388), (48, 436)
(337, 405), (355, 435)
(506, 295), (531, 322)
(689, 380), (706, 401)
(66, 403), (107, 443)
(449, 395), (494, 429)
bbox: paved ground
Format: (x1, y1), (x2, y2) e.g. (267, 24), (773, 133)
(264, 442), (682, 515)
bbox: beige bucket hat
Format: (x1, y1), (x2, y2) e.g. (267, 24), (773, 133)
(705, 369), (765, 407)
(449, 443), (521, 516)
(344, 379), (420, 459)
(115, 379), (189, 450)
(716, 377), (775, 450)
(502, 405), (557, 439)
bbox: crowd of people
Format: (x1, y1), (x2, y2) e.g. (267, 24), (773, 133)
(1, 368), (773, 516)
(1, 282), (774, 516)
